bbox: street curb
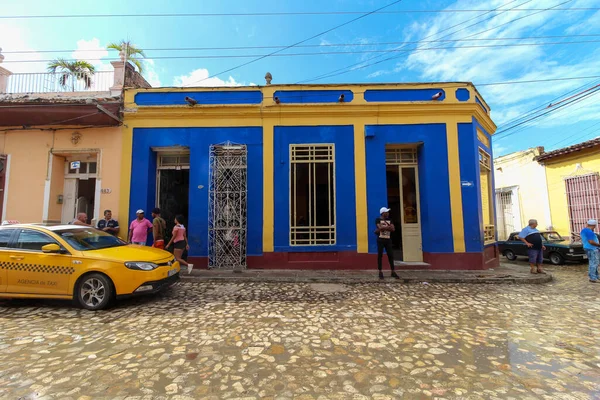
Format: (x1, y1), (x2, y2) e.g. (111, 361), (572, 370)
(179, 274), (553, 285)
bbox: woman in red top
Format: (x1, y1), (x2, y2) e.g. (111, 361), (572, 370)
(166, 215), (193, 274)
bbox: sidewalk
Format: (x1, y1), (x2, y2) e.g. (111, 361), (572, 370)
(181, 263), (552, 284)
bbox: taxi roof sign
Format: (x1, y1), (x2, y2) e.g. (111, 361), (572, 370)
(2, 220), (20, 225)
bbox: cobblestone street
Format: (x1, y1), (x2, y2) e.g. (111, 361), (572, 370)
(1, 264), (600, 400)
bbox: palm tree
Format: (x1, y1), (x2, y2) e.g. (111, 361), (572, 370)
(107, 40), (146, 73)
(47, 59), (96, 91)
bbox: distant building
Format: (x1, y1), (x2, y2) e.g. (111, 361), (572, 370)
(122, 82), (498, 270)
(536, 137), (600, 240)
(493, 147), (552, 240)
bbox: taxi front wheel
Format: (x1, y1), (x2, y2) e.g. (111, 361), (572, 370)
(76, 273), (114, 311)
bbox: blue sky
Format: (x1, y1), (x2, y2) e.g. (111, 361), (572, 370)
(1, 0), (599, 156)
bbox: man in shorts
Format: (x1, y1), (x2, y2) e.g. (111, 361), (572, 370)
(518, 219), (546, 274)
(151, 208), (167, 249)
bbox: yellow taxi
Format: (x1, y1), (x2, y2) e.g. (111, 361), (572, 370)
(0, 224), (180, 310)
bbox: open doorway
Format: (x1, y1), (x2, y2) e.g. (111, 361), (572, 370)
(156, 152), (190, 244)
(61, 160), (98, 224)
(385, 147), (423, 262)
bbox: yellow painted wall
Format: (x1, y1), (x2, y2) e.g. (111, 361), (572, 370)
(543, 147), (600, 237)
(48, 154), (65, 221)
(0, 127), (122, 225)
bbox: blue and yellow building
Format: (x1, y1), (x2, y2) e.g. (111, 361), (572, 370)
(120, 83), (498, 270)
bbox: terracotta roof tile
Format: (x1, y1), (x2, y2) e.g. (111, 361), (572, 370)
(535, 137), (600, 162)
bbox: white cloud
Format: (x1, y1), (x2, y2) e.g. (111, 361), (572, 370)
(71, 38), (109, 69)
(0, 22), (45, 73)
(173, 68), (246, 87)
(143, 59), (161, 87)
(384, 0), (600, 130)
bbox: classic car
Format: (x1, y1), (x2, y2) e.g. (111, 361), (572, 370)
(498, 231), (586, 265)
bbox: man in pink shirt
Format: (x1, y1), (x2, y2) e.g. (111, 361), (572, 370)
(128, 209), (153, 245)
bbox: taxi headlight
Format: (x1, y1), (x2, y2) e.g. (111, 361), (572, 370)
(125, 262), (158, 271)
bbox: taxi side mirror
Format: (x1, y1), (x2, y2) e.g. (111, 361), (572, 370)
(42, 243), (61, 253)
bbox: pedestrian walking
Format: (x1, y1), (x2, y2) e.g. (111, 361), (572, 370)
(580, 219), (600, 283)
(166, 215), (193, 274)
(518, 219), (546, 274)
(128, 210), (153, 245)
(151, 208), (167, 249)
(97, 210), (119, 235)
(375, 207), (400, 280)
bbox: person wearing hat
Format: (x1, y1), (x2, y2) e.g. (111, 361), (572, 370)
(151, 208), (167, 250)
(375, 207), (400, 280)
(128, 209), (153, 245)
(518, 219), (546, 274)
(580, 219), (600, 283)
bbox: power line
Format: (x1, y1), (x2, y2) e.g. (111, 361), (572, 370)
(494, 86), (600, 138)
(182, 0), (404, 87)
(4, 40), (600, 64)
(4, 34), (600, 55)
(0, 8), (596, 19)
(296, 0), (531, 83)
(494, 77), (600, 129)
(299, 0), (573, 83)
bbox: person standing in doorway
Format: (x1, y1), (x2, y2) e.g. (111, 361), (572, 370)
(166, 215), (193, 274)
(375, 207), (400, 280)
(580, 219), (600, 283)
(151, 208), (167, 250)
(97, 210), (119, 235)
(128, 210), (153, 245)
(72, 213), (90, 226)
(518, 219), (546, 274)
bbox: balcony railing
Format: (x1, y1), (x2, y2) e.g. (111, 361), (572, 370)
(484, 224), (496, 243)
(5, 71), (114, 94)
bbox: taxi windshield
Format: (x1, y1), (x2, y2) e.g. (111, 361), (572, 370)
(55, 228), (126, 251)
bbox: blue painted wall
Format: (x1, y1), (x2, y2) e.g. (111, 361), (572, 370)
(130, 127), (264, 257)
(364, 89), (446, 102)
(134, 91), (263, 106)
(273, 126), (356, 252)
(273, 90), (353, 103)
(364, 124), (453, 254)
(458, 122), (483, 252)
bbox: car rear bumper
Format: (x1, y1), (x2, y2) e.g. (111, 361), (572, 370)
(117, 273), (180, 299)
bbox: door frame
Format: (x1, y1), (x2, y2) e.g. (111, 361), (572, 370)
(62, 159), (99, 224)
(385, 146), (423, 262)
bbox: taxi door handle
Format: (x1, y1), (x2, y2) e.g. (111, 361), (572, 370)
(10, 256), (24, 260)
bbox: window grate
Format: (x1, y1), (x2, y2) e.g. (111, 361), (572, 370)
(158, 153), (190, 170)
(386, 148), (417, 165)
(565, 173), (600, 239)
(290, 144), (336, 246)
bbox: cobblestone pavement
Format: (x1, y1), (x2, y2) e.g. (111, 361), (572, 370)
(1, 264), (600, 400)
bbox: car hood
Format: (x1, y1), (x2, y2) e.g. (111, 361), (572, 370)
(81, 245), (174, 263)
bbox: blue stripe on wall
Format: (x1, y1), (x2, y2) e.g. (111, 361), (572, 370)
(475, 97), (488, 113)
(273, 126), (356, 252)
(364, 124), (453, 254)
(458, 122), (483, 252)
(364, 89), (446, 102)
(134, 91), (263, 106)
(273, 90), (353, 103)
(456, 88), (470, 101)
(130, 127), (263, 256)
